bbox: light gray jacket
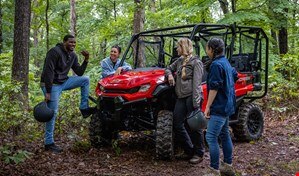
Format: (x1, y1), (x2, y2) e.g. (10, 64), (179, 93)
(165, 56), (204, 108)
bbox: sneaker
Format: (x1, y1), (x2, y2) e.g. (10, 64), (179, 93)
(80, 107), (96, 118)
(220, 161), (236, 176)
(189, 155), (203, 164)
(203, 166), (220, 176)
(45, 143), (62, 153)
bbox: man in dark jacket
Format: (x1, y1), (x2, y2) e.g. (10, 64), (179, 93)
(40, 34), (94, 153)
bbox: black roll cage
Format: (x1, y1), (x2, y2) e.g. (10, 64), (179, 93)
(120, 23), (269, 100)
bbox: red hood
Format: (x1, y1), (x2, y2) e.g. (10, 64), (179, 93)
(99, 67), (166, 89)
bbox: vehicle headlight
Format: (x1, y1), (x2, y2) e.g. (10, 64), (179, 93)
(100, 85), (105, 92)
(139, 84), (151, 92)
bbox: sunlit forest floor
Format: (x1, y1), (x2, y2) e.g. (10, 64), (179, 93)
(1, 106), (298, 176)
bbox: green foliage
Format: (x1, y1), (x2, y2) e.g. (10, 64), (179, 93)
(1, 0), (15, 52)
(269, 52), (299, 101)
(218, 11), (269, 24)
(0, 145), (32, 164)
(86, 63), (102, 91)
(269, 0), (294, 29)
(0, 53), (30, 133)
(72, 140), (91, 153)
(112, 139), (121, 156)
(49, 88), (91, 140)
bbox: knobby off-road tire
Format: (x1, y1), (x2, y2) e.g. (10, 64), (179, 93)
(156, 110), (174, 160)
(89, 112), (113, 147)
(232, 103), (264, 142)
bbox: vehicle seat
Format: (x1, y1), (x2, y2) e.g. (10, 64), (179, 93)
(230, 53), (257, 72)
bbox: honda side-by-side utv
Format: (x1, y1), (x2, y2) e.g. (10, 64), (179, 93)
(89, 24), (269, 159)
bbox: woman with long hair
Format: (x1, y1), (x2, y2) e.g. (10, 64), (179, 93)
(165, 38), (205, 164)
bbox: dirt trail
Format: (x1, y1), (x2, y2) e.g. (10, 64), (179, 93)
(1, 110), (298, 176)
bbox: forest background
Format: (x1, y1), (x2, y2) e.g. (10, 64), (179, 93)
(0, 0), (298, 175)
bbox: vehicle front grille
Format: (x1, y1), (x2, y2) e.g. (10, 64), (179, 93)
(103, 87), (139, 94)
(103, 89), (128, 94)
(100, 97), (117, 112)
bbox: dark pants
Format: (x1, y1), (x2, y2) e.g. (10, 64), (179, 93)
(173, 96), (205, 157)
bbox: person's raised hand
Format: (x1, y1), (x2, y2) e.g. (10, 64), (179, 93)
(114, 67), (123, 76)
(45, 93), (51, 102)
(81, 50), (90, 62)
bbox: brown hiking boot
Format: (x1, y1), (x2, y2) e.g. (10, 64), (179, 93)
(189, 155), (203, 164)
(203, 166), (221, 176)
(220, 161), (236, 176)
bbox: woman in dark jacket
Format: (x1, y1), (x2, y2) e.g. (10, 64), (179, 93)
(165, 38), (205, 164)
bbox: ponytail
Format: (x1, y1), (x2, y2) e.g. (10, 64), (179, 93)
(207, 38), (225, 59)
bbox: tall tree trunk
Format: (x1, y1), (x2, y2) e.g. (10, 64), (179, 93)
(278, 27), (288, 54)
(133, 0), (145, 68)
(0, 0), (3, 54)
(133, 0), (144, 40)
(278, 6), (288, 55)
(12, 0), (31, 109)
(70, 0), (76, 36)
(270, 0), (289, 55)
(218, 0), (229, 14)
(231, 0), (236, 13)
(149, 0), (159, 50)
(278, 26), (289, 79)
(46, 0), (49, 50)
(269, 0), (289, 79)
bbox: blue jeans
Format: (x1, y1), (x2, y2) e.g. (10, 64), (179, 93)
(206, 115), (233, 170)
(41, 76), (90, 145)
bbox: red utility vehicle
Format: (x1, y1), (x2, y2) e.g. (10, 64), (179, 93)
(89, 24), (269, 159)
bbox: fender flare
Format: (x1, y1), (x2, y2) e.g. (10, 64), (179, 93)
(152, 84), (173, 97)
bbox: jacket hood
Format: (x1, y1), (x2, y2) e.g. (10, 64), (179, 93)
(55, 43), (65, 52)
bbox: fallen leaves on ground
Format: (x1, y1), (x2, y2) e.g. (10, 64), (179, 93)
(0, 109), (298, 176)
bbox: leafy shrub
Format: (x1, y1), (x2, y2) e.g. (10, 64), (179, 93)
(0, 145), (32, 164)
(112, 139), (121, 156)
(0, 52), (30, 134)
(268, 53), (299, 102)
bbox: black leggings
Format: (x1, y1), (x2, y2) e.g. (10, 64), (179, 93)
(173, 96), (205, 156)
